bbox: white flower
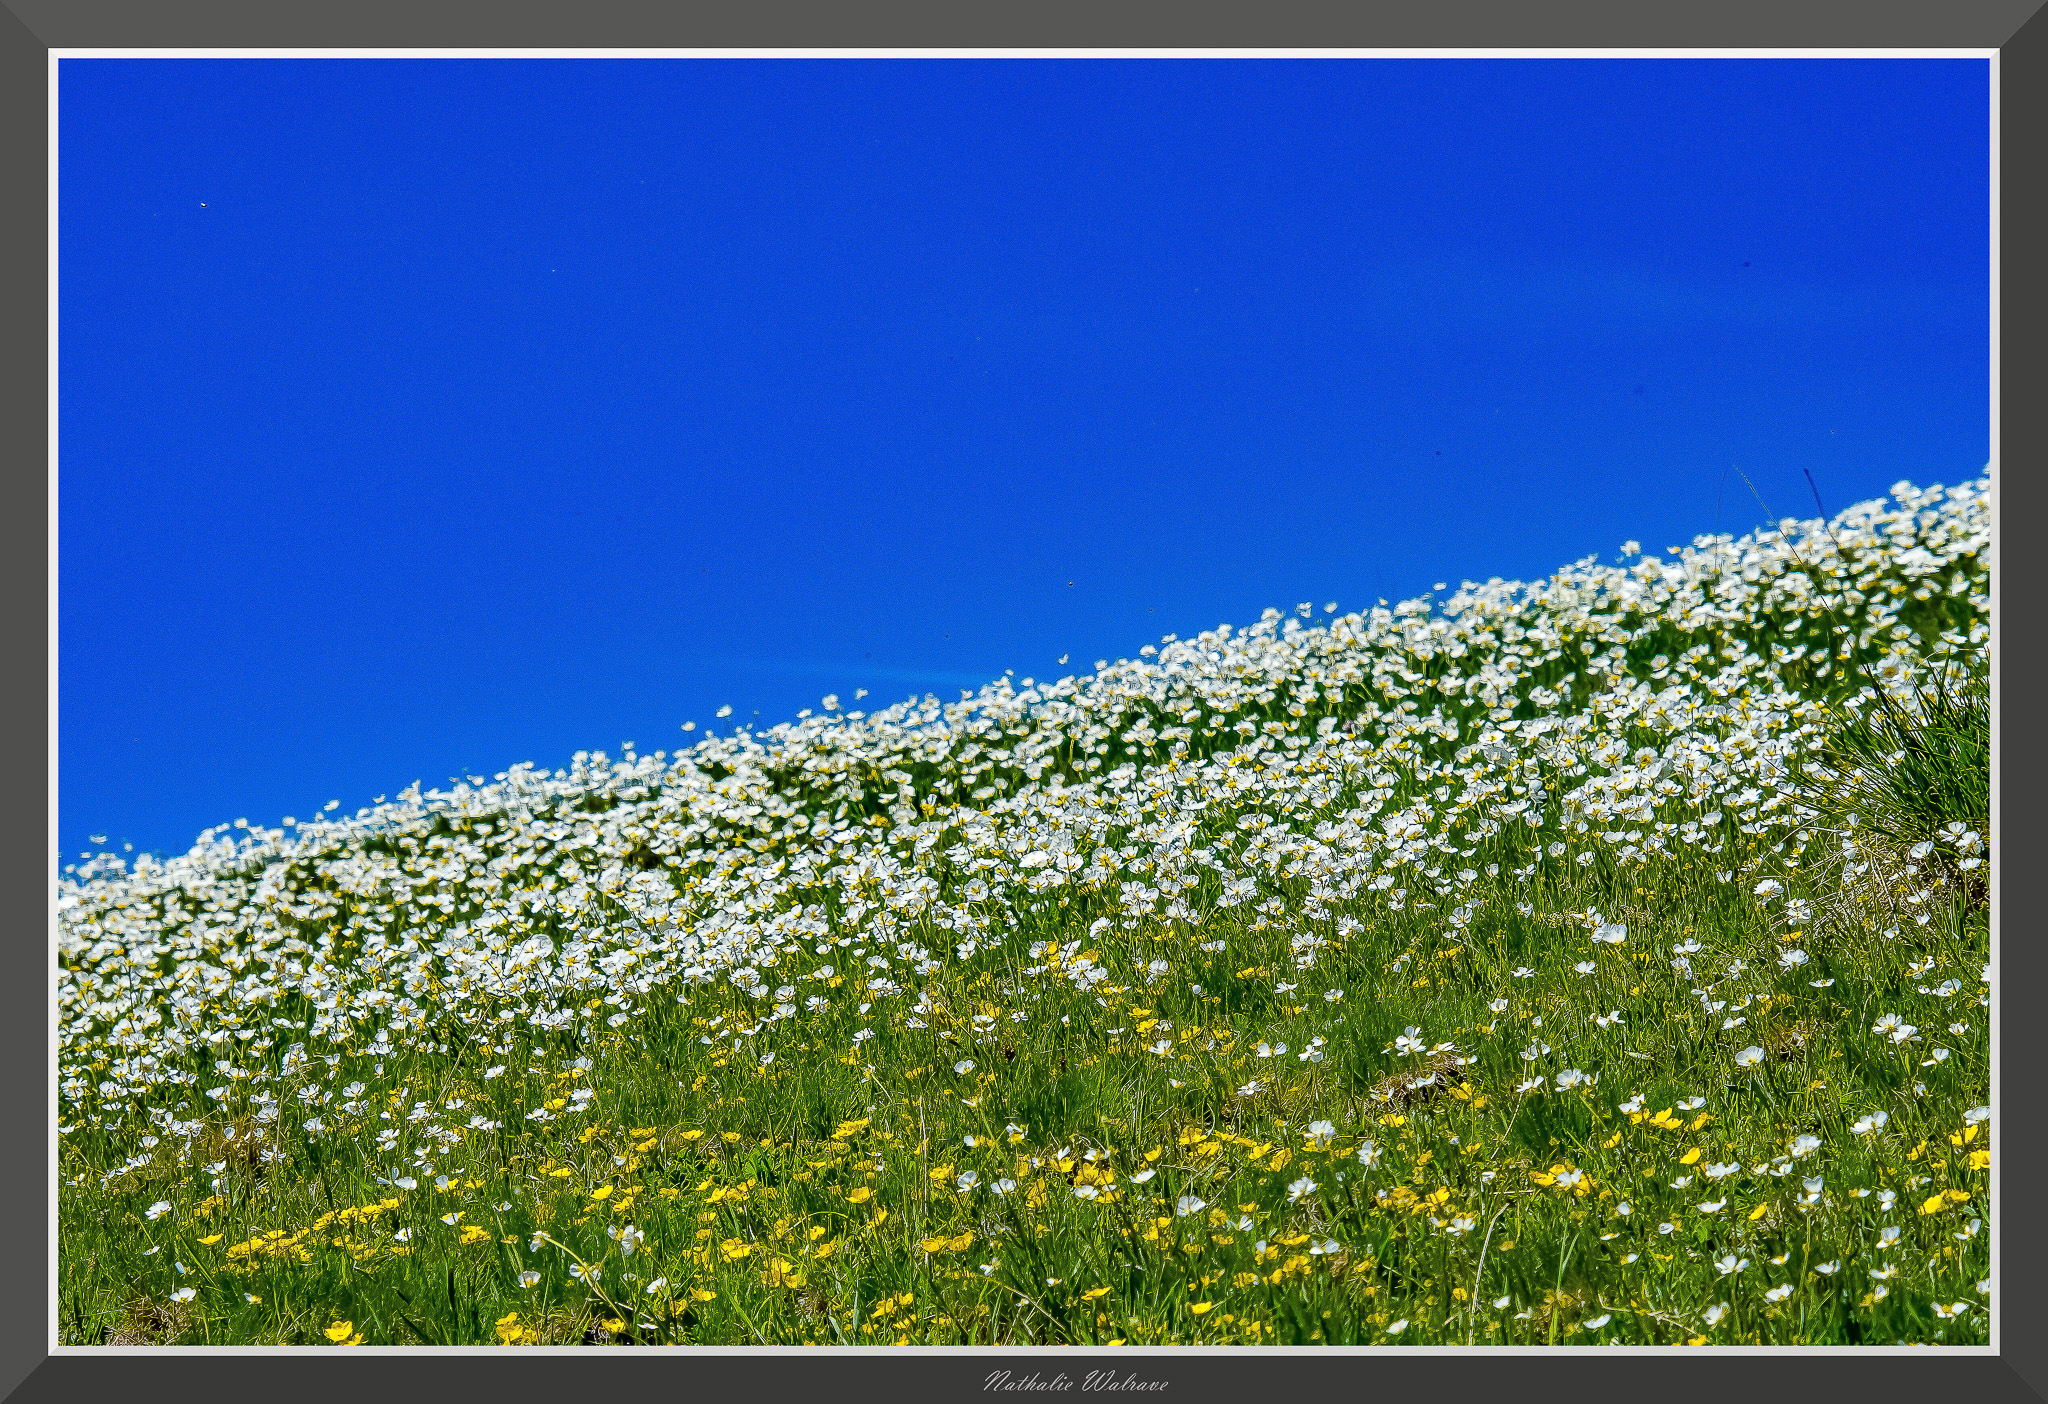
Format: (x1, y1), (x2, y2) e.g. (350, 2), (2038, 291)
(1714, 1254), (1748, 1276)
(1555, 1068), (1592, 1091)
(1753, 878), (1784, 900)
(1287, 1176), (1319, 1203)
(1583, 1312), (1612, 1328)
(1392, 1027), (1425, 1057)
(1574, 961), (1598, 975)
(957, 1170), (980, 1191)
(1385, 1319), (1408, 1335)
(1778, 948), (1808, 969)
(953, 1059), (975, 1074)
(1734, 1046), (1765, 1068)
(1964, 1105), (1991, 1124)
(1130, 1169), (1156, 1183)
(1789, 1133), (1821, 1158)
(1852, 1111), (1889, 1135)
(644, 1277), (668, 1295)
(1702, 1162), (1739, 1179)
(170, 1287), (196, 1303)
(145, 1200), (172, 1220)
(1764, 1284), (1793, 1303)
(1175, 1196), (1206, 1217)
(992, 1179), (1017, 1196)
(1704, 1303), (1729, 1326)
(1357, 1140), (1382, 1168)
(1512, 967), (1536, 979)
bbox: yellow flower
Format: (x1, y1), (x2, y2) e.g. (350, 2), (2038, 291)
(590, 1185), (614, 1201)
(198, 1234), (224, 1245)
(1082, 1286), (1112, 1300)
(323, 1320), (363, 1345)
(1189, 1302), (1215, 1315)
(1920, 1193), (1949, 1215)
(690, 1288), (717, 1302)
(845, 1186), (873, 1204)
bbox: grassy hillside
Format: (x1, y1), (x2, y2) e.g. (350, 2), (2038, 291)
(58, 477), (1990, 1347)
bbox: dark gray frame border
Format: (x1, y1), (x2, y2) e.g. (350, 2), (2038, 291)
(8, 2), (2039, 1401)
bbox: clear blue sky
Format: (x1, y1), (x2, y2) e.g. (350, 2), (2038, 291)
(59, 57), (1989, 863)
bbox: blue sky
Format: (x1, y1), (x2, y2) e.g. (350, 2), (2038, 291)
(59, 57), (1989, 864)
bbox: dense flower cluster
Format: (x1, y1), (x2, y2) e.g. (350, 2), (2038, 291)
(60, 477), (1986, 1118)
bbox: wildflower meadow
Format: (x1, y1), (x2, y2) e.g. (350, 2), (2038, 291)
(58, 476), (1990, 1347)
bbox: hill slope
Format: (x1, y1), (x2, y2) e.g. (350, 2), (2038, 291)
(59, 476), (1990, 1346)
